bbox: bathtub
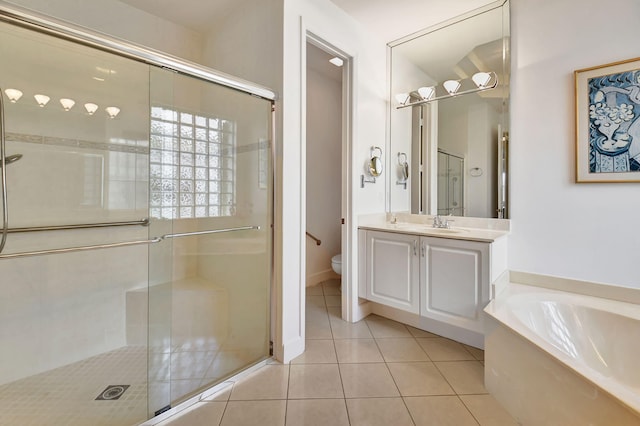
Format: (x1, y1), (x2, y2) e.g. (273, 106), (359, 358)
(484, 282), (640, 425)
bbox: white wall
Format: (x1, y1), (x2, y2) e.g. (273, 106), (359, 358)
(306, 53), (342, 286)
(509, 0), (640, 288)
(282, 0), (387, 360)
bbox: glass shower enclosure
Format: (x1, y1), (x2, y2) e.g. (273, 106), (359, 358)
(0, 8), (273, 426)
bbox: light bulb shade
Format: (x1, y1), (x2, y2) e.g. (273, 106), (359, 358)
(84, 103), (98, 115)
(34, 94), (50, 107)
(59, 98), (75, 111)
(395, 93), (410, 106)
(443, 80), (461, 95)
(105, 106), (120, 118)
(472, 72), (492, 88)
(4, 89), (23, 103)
(417, 86), (435, 100)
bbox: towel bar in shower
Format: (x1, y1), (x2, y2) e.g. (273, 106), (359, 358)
(7, 218), (150, 233)
(0, 225), (261, 259)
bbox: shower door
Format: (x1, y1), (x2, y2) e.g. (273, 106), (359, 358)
(147, 69), (273, 414)
(0, 13), (273, 425)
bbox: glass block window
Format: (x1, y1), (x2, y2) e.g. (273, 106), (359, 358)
(150, 106), (236, 219)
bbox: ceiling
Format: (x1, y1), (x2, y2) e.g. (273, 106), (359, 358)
(117, 0), (497, 43)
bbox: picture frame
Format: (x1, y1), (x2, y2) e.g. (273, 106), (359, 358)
(575, 57), (640, 182)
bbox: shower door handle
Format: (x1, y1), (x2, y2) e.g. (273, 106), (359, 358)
(0, 87), (9, 253)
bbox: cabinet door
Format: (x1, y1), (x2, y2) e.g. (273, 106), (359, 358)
(366, 230), (419, 314)
(420, 237), (489, 332)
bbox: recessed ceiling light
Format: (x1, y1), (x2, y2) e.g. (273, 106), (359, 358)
(329, 57), (343, 67)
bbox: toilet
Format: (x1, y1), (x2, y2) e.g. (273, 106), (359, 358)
(331, 254), (342, 275)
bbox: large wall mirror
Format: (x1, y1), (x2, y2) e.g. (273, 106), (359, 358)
(388, 0), (510, 218)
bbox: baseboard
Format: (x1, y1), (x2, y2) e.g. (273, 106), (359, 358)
(306, 269), (339, 287)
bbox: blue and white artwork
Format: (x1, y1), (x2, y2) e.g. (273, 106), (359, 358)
(588, 70), (640, 173)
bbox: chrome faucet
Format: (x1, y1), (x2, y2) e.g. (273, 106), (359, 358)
(432, 215), (450, 229)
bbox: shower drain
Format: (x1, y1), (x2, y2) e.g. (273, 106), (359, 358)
(95, 385), (130, 401)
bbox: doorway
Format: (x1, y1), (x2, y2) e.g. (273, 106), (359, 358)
(304, 37), (352, 324)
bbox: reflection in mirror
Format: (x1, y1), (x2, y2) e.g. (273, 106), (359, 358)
(388, 0), (510, 218)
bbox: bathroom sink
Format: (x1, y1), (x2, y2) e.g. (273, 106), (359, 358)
(425, 228), (466, 235)
(389, 223), (466, 234)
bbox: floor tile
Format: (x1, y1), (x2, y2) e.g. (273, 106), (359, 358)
(306, 302), (329, 323)
(346, 397), (414, 426)
(334, 339), (384, 363)
(405, 395), (478, 426)
(288, 364), (344, 399)
(321, 279), (342, 295)
(158, 401), (226, 426)
(376, 337), (430, 362)
(201, 383), (232, 401)
(339, 363), (400, 398)
(407, 325), (439, 338)
(387, 362), (455, 396)
(324, 295), (342, 307)
(435, 361), (487, 394)
(329, 317), (373, 339)
(229, 364), (289, 400)
(306, 285), (324, 296)
(220, 400), (286, 426)
(326, 306), (342, 319)
(305, 317), (333, 340)
(460, 394), (519, 425)
(285, 399), (349, 426)
(463, 344), (485, 361)
(365, 315), (412, 338)
(416, 337), (476, 361)
(291, 340), (337, 364)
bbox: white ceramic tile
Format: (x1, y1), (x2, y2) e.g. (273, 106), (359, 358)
(339, 363), (400, 398)
(321, 279), (341, 295)
(407, 326), (439, 338)
(365, 315), (412, 338)
(463, 344), (485, 361)
(305, 318), (334, 340)
(417, 337), (476, 361)
(460, 394), (519, 426)
(387, 362), (455, 396)
(329, 317), (373, 339)
(288, 364), (344, 399)
(229, 364), (289, 400)
(405, 396), (479, 426)
(376, 338), (430, 362)
(220, 400), (286, 426)
(159, 401), (226, 426)
(285, 399), (349, 426)
(324, 295), (342, 307)
(291, 340), (337, 364)
(346, 398), (414, 426)
(334, 339), (384, 363)
(306, 285), (324, 296)
(435, 361), (487, 394)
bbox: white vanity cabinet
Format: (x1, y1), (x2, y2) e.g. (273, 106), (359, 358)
(420, 237), (489, 334)
(359, 226), (506, 344)
(363, 230), (420, 314)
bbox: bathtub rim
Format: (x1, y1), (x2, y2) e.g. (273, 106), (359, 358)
(484, 282), (640, 415)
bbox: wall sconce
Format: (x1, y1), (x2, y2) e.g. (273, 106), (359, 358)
(443, 80), (461, 95)
(395, 93), (410, 106)
(396, 71), (498, 109)
(417, 86), (435, 101)
(105, 106), (120, 118)
(472, 72), (492, 88)
(84, 103), (98, 115)
(33, 94), (50, 107)
(59, 98), (75, 111)
(4, 89), (23, 103)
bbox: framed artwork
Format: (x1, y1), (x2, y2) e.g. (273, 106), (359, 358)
(575, 57), (640, 182)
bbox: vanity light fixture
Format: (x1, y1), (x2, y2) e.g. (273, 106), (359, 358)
(443, 80), (461, 95)
(396, 71), (498, 109)
(105, 106), (120, 118)
(395, 93), (411, 106)
(59, 98), (75, 111)
(84, 103), (98, 115)
(472, 72), (492, 88)
(329, 57), (343, 67)
(4, 88), (23, 103)
(417, 86), (435, 101)
(34, 94), (50, 107)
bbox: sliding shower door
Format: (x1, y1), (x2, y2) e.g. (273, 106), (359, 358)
(0, 12), (273, 425)
(0, 21), (152, 426)
(147, 68), (273, 414)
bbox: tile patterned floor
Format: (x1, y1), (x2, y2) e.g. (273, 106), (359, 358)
(159, 279), (518, 426)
